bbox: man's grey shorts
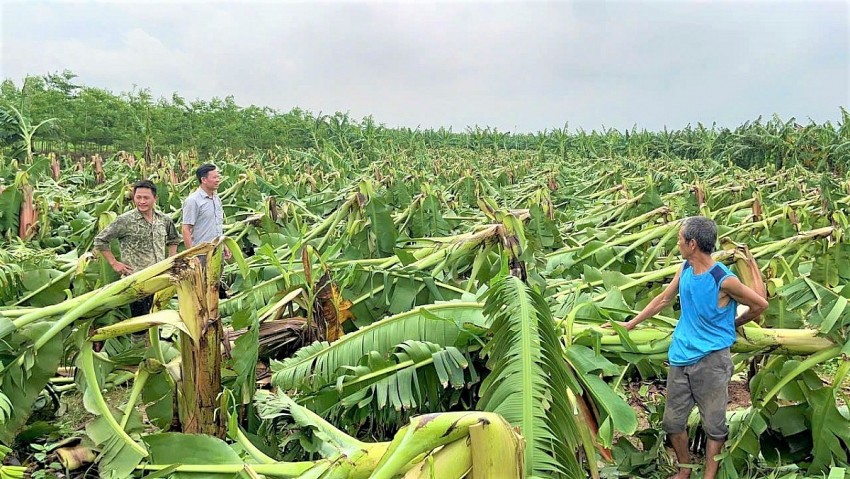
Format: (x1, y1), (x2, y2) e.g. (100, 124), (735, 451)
(662, 348), (733, 441)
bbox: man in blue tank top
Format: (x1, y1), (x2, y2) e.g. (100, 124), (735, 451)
(617, 217), (768, 479)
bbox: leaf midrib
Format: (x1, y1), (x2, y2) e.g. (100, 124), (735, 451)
(514, 277), (537, 476)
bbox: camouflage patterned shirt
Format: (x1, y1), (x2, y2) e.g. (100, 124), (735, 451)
(93, 208), (180, 272)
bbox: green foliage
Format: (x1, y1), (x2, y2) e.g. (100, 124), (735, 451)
(227, 309), (260, 406)
(85, 408), (146, 479)
(143, 433), (243, 479)
(302, 340), (478, 429)
(0, 95), (845, 479)
(270, 301), (485, 394)
(478, 273), (587, 478)
(779, 278), (850, 337)
(2, 72), (850, 174)
(0, 322), (64, 443)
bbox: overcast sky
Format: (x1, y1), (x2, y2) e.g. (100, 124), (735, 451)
(0, 1), (847, 133)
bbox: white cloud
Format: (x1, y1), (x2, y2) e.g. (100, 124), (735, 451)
(1, 0), (846, 132)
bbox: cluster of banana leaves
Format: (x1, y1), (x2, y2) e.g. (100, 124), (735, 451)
(0, 145), (848, 479)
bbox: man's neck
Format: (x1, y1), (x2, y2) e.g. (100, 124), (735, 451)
(688, 252), (715, 275)
(138, 208), (155, 222)
(200, 185), (216, 197)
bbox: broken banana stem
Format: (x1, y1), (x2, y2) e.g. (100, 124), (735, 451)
(402, 439), (472, 479)
(90, 310), (186, 340)
(370, 411), (508, 479)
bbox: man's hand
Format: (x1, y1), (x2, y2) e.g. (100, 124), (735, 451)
(722, 277), (768, 327)
(98, 249), (132, 275)
(601, 319), (634, 330)
(110, 260), (133, 276)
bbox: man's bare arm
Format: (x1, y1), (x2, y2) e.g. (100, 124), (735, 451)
(623, 266), (683, 330)
(602, 264), (684, 330)
(721, 276), (768, 326)
(182, 224), (193, 249)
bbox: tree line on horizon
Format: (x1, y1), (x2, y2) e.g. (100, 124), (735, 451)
(0, 70), (848, 174)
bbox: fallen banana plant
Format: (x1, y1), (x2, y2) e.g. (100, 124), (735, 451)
(221, 391), (523, 479)
(127, 391), (524, 479)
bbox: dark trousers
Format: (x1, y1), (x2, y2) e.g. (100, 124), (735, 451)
(129, 295), (154, 317)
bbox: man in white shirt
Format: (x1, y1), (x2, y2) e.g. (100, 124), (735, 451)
(182, 163), (224, 249)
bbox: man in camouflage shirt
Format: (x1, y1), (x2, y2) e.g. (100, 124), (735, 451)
(94, 180), (180, 316)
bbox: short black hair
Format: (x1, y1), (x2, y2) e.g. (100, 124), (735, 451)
(682, 216), (717, 254)
(132, 180), (157, 197)
(196, 164), (217, 183)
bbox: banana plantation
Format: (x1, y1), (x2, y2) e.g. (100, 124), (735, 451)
(0, 119), (848, 479)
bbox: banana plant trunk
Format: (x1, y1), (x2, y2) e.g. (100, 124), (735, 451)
(174, 252), (226, 437)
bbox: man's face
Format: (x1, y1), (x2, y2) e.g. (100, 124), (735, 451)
(134, 188), (156, 213)
(202, 169), (221, 191)
(678, 229), (695, 260)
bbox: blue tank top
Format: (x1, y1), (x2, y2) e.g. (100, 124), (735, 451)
(668, 261), (737, 366)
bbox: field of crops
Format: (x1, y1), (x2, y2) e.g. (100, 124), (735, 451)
(0, 136), (848, 479)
